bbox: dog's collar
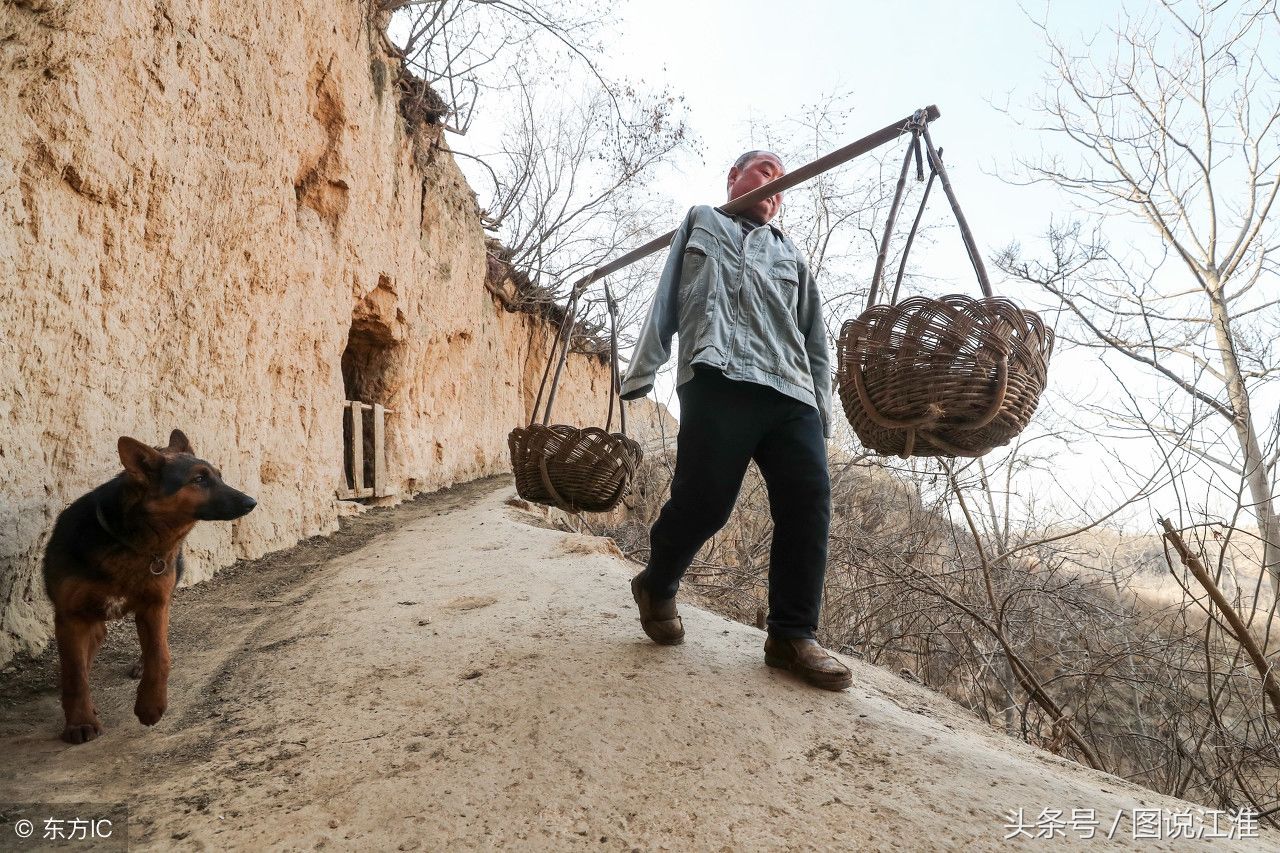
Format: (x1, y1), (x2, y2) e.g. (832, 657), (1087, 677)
(94, 501), (168, 575)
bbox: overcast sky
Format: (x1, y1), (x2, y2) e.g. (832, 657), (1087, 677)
(611, 0), (1059, 228)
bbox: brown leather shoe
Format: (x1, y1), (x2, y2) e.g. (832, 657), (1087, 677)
(764, 633), (853, 691)
(630, 575), (684, 645)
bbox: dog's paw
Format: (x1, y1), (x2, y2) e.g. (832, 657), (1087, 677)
(134, 697), (166, 726)
(61, 721), (102, 745)
(127, 660), (143, 679)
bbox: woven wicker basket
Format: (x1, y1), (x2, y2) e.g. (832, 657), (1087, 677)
(509, 424), (640, 513)
(508, 278), (642, 513)
(836, 119), (1054, 458)
(838, 295), (1053, 458)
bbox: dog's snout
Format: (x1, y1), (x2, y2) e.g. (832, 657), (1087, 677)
(193, 488), (257, 521)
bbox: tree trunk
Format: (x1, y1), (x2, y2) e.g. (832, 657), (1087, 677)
(1206, 275), (1280, 598)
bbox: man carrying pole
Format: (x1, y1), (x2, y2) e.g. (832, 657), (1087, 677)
(620, 150), (852, 691)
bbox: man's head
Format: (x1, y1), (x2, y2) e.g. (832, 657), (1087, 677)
(726, 150), (785, 224)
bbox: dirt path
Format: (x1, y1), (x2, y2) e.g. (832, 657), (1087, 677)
(1, 477), (1275, 851)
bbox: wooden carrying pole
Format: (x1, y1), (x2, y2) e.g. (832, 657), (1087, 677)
(565, 105), (941, 294)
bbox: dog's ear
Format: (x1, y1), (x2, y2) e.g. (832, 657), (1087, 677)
(166, 429), (193, 455)
(119, 436), (164, 479)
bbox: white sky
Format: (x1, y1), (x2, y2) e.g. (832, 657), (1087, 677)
(610, 0), (1057, 229)
(438, 0), (1277, 533)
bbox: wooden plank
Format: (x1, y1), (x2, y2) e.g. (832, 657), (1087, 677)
(338, 401), (355, 499)
(372, 403), (387, 497)
(350, 400), (365, 497)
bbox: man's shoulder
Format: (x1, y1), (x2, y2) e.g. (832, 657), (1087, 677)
(675, 205), (737, 238)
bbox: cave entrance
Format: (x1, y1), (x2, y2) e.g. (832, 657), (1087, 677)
(339, 319), (399, 500)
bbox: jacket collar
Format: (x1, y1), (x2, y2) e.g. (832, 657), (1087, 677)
(713, 205), (786, 239)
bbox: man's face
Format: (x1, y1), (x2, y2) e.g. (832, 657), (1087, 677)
(726, 153), (785, 224)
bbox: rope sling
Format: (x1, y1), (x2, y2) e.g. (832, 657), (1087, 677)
(835, 111), (1054, 458)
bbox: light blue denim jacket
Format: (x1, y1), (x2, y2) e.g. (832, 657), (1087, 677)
(620, 205), (832, 438)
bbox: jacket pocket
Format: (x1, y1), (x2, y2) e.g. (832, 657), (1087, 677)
(772, 258), (799, 287)
(678, 226), (718, 340)
(680, 244), (708, 287)
(685, 224), (717, 259)
(762, 258), (807, 377)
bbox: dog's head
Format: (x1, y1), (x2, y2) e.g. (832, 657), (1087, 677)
(118, 429), (258, 522)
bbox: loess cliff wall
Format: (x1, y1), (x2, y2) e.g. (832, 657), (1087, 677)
(0, 0), (671, 665)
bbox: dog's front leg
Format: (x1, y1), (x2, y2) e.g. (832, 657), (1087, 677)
(133, 603), (171, 726)
(55, 614), (103, 744)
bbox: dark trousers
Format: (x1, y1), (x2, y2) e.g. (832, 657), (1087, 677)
(635, 368), (831, 639)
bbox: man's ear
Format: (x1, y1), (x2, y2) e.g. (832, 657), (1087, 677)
(166, 429), (193, 455)
(119, 436), (163, 479)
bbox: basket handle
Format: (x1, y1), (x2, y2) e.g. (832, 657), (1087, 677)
(850, 349), (1009, 432)
(537, 452), (576, 513)
(850, 353), (1009, 458)
(922, 124), (992, 299)
(888, 146), (940, 306)
(865, 112), (992, 310)
(867, 121), (922, 308)
(529, 283), (584, 427)
(602, 276), (626, 436)
(528, 276), (629, 437)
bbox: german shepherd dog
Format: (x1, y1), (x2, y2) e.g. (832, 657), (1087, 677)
(42, 430), (256, 744)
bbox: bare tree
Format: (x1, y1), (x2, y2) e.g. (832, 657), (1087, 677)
(378, 0), (611, 135)
(996, 0), (1280, 594)
(476, 76), (690, 317)
(377, 1), (694, 343)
